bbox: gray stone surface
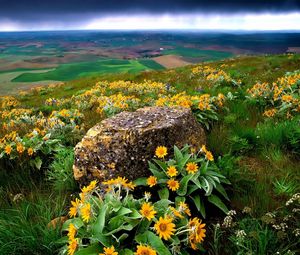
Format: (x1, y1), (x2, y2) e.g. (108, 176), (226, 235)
(73, 106), (206, 185)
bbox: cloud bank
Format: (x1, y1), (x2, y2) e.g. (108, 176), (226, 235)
(0, 13), (300, 31)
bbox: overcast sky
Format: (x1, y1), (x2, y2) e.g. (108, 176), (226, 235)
(0, 0), (300, 31)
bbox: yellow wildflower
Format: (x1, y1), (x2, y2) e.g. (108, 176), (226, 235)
(67, 223), (77, 240)
(147, 176), (157, 187)
(188, 217), (206, 250)
(205, 151), (214, 161)
(155, 146), (168, 158)
(99, 246), (118, 255)
(154, 216), (176, 241)
(27, 148), (34, 156)
(167, 166), (178, 177)
(69, 198), (81, 218)
(169, 206), (184, 219)
(80, 203), (92, 223)
(140, 202), (157, 221)
(5, 145), (12, 155)
(167, 179), (180, 191)
(16, 143), (25, 154)
(135, 245), (157, 255)
(186, 162), (198, 174)
(263, 108), (277, 118)
(81, 180), (98, 193)
(67, 238), (78, 255)
(178, 201), (191, 216)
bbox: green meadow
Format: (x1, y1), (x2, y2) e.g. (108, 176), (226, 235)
(162, 47), (234, 61)
(12, 59), (165, 83)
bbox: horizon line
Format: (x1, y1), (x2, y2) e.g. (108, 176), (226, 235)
(1, 28), (300, 33)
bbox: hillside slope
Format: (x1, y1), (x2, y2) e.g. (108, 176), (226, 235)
(0, 54), (300, 254)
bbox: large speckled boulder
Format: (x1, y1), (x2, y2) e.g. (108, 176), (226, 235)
(73, 106), (206, 185)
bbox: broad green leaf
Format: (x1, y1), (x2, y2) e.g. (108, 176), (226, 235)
(199, 176), (209, 194)
(207, 171), (227, 179)
(174, 145), (183, 162)
(108, 215), (125, 230)
(210, 175), (221, 184)
(62, 218), (84, 232)
(208, 194), (229, 214)
(135, 232), (148, 243)
(175, 196), (185, 205)
(204, 178), (213, 196)
(146, 231), (172, 255)
(134, 177), (147, 186)
(116, 207), (132, 216)
(200, 160), (209, 175)
(104, 222), (134, 236)
(215, 182), (230, 201)
(191, 177), (203, 190)
(93, 204), (107, 235)
(154, 199), (172, 214)
(177, 175), (193, 196)
(220, 178), (231, 185)
(137, 220), (152, 233)
(128, 209), (142, 219)
(120, 249), (134, 255)
(75, 243), (101, 255)
(153, 159), (168, 172)
(158, 188), (169, 200)
(111, 200), (122, 212)
(191, 195), (206, 218)
(92, 234), (111, 247)
(187, 184), (199, 195)
(178, 154), (191, 171)
(191, 195), (201, 211)
(206, 176), (217, 188)
(148, 161), (165, 178)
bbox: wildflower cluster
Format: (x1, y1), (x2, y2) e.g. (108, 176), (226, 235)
(0, 103), (83, 166)
(155, 92), (226, 110)
(142, 145), (229, 219)
(191, 65), (241, 87)
(60, 146), (215, 255)
(44, 80), (172, 118)
(247, 70), (300, 119)
(0, 96), (20, 109)
(155, 92), (227, 129)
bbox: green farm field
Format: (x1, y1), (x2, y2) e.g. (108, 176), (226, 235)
(0, 59), (164, 94)
(12, 59), (164, 82)
(162, 47), (234, 61)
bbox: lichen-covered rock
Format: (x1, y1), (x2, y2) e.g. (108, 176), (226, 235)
(73, 106), (206, 185)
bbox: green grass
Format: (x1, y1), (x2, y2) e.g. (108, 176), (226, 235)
(12, 59), (164, 82)
(162, 47), (234, 60)
(0, 190), (68, 255)
(138, 59), (165, 70)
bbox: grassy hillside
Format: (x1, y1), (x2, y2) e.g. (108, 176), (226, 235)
(0, 53), (300, 254)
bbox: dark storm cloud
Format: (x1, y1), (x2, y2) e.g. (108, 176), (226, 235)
(0, 0), (300, 19)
